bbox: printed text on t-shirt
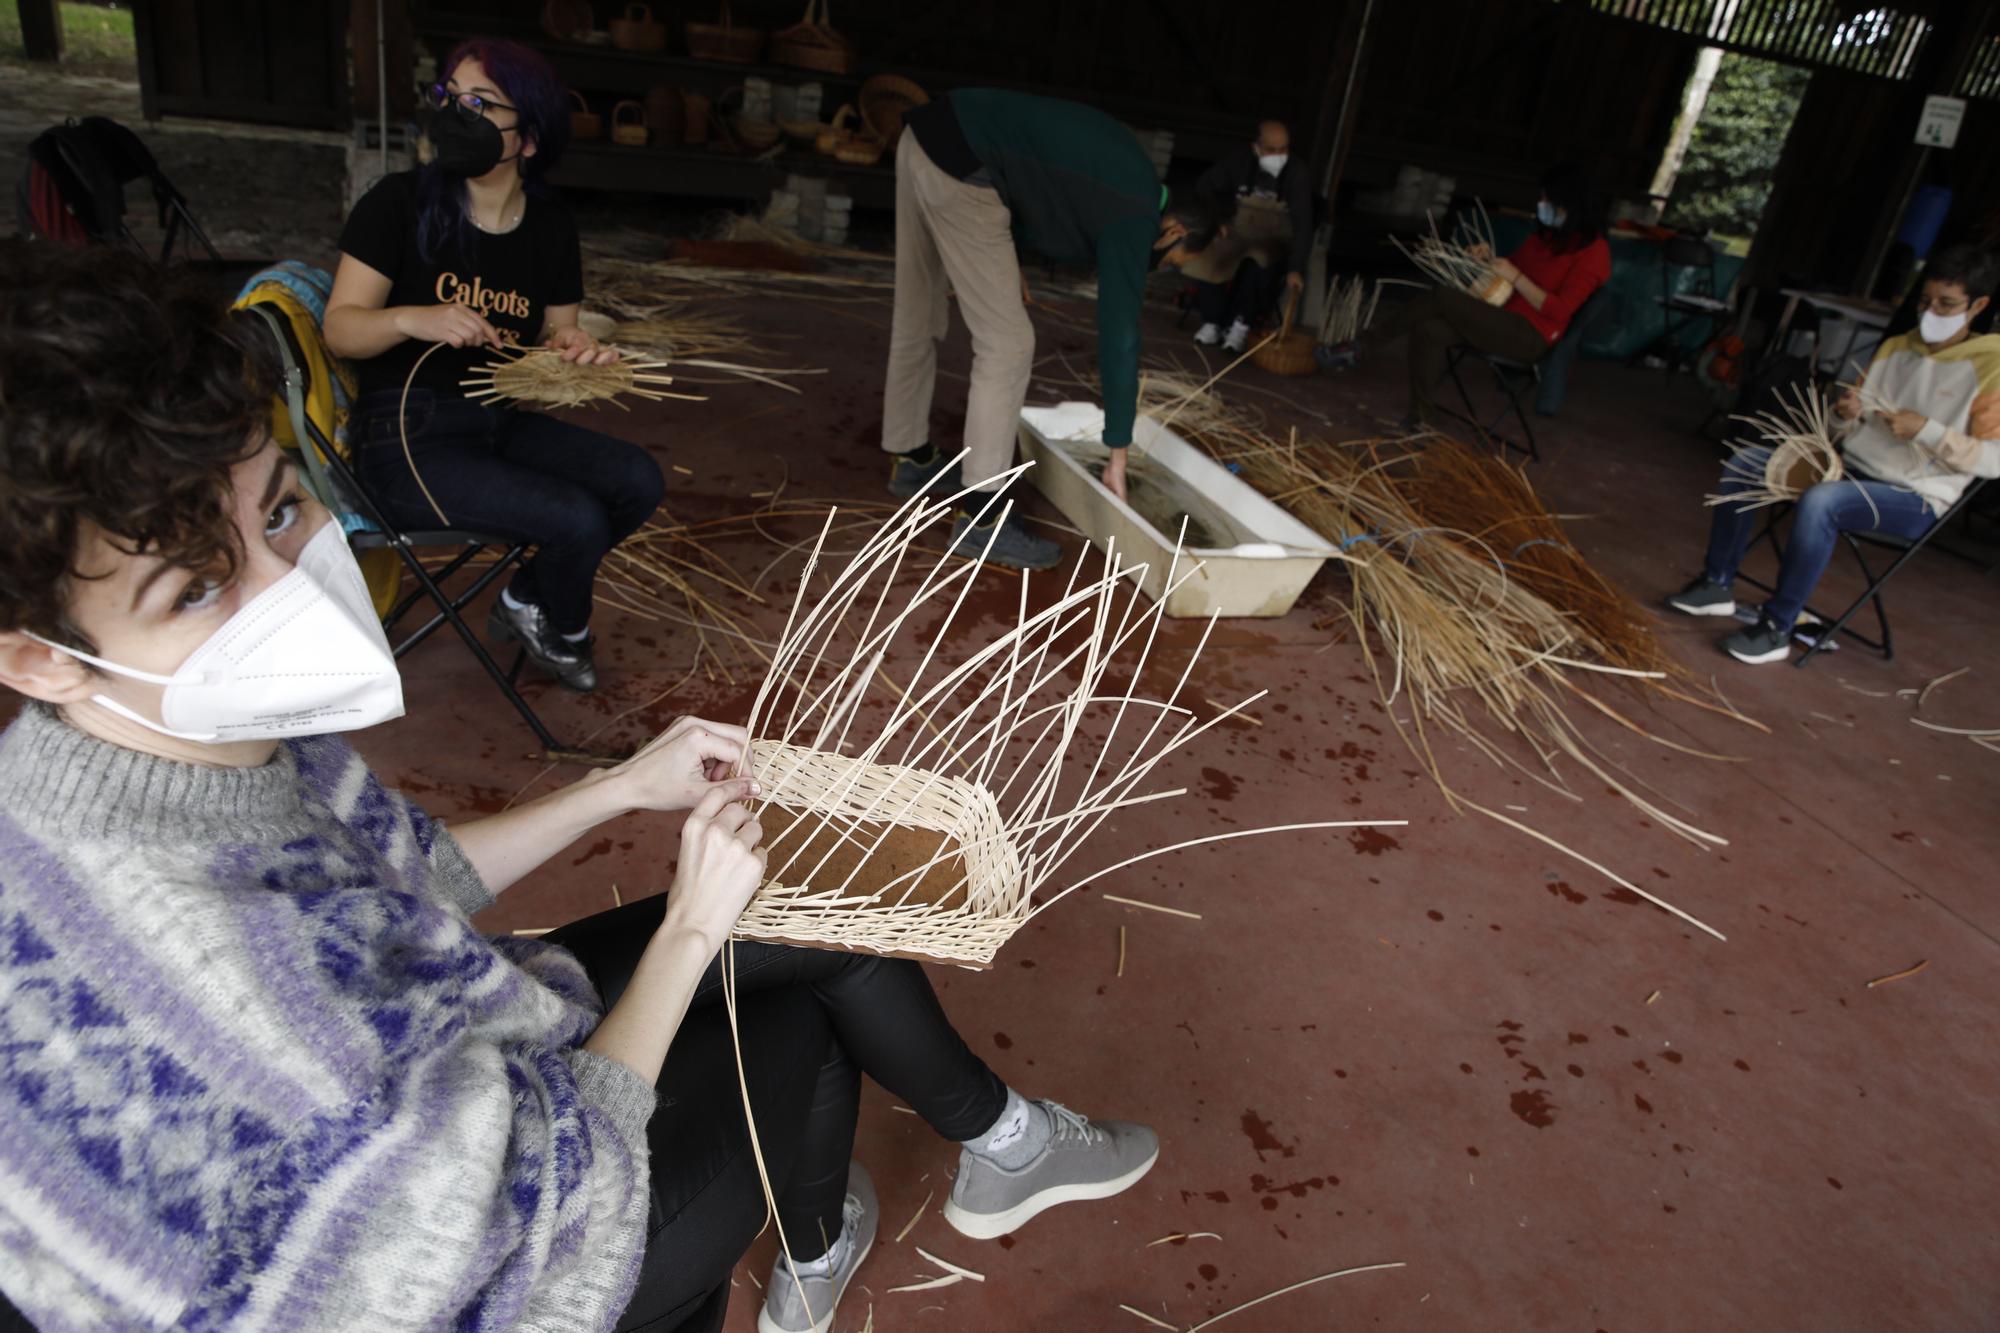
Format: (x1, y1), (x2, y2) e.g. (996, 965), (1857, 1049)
(436, 272), (531, 320)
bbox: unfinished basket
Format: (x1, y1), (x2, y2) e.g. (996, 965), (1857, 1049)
(459, 347), (699, 410)
(771, 0), (856, 74)
(686, 2), (764, 62)
(728, 464), (1386, 967)
(1252, 293), (1318, 377)
(858, 74), (927, 145)
(1707, 382), (1850, 513)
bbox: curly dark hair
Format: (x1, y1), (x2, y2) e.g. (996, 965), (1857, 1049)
(0, 241), (273, 643)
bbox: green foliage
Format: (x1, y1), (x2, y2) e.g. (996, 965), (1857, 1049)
(1664, 54), (1810, 241)
(0, 3), (136, 76)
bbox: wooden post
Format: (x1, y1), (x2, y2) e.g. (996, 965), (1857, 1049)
(17, 0), (65, 61)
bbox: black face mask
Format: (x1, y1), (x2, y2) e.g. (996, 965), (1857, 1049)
(428, 102), (511, 178)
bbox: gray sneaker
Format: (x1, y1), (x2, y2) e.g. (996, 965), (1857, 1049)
(1665, 577), (1736, 617)
(950, 511), (1061, 571)
(943, 1101), (1158, 1240)
(888, 449), (960, 499)
(758, 1162), (878, 1333)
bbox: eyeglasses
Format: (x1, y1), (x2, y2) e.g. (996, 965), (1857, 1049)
(1917, 294), (1970, 314)
(428, 83), (517, 120)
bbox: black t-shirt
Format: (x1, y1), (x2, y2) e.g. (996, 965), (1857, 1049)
(337, 170), (584, 399)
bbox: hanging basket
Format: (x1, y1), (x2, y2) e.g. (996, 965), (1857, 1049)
(611, 100), (649, 147)
(858, 74), (927, 146)
(686, 2), (765, 63)
(1252, 293), (1319, 377)
(609, 2), (668, 51)
(569, 89), (603, 141)
(771, 0), (856, 74)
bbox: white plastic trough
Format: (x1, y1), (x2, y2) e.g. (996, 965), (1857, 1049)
(1016, 402), (1339, 618)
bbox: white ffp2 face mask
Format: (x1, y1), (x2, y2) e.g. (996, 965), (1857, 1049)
(1920, 309), (1969, 345)
(32, 521), (404, 743)
(1257, 152), (1289, 177)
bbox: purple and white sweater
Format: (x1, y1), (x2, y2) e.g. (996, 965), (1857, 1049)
(0, 704), (654, 1331)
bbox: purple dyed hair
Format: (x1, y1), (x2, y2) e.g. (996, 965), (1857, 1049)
(417, 37), (572, 263)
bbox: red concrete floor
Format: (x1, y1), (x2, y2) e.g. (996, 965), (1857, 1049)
(26, 278), (1998, 1330)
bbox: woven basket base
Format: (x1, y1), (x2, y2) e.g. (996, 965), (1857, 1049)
(759, 806), (969, 910)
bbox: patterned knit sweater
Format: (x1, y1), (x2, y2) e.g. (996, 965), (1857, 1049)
(0, 704), (654, 1331)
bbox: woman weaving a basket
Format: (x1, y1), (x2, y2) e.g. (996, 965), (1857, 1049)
(0, 251), (1158, 1333)
(1386, 164), (1610, 431)
(1666, 244), (2000, 665)
(325, 37), (664, 694)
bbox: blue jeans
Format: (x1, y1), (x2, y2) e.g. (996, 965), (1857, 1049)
(1702, 445), (1935, 629)
(353, 390), (665, 635)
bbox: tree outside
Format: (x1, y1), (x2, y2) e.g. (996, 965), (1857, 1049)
(1662, 53), (1810, 243)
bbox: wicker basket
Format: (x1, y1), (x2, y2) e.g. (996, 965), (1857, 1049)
(1252, 294), (1319, 377)
(778, 116), (825, 143)
(733, 114), (783, 151)
(686, 2), (765, 63)
(736, 742), (1026, 967)
(541, 0), (593, 42)
(611, 100), (649, 147)
(833, 135), (885, 166)
(771, 0), (856, 74)
(609, 2), (668, 51)
(569, 89), (603, 141)
(1765, 436), (1843, 496)
(858, 74), (927, 146)
(644, 85), (686, 144)
(683, 92), (712, 144)
(815, 103), (860, 155)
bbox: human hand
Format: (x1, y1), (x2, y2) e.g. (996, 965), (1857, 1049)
(396, 303), (504, 349)
(1102, 448), (1129, 502)
(1886, 409), (1928, 441)
(660, 785), (768, 954)
(1834, 387), (1863, 420)
(1468, 242), (1493, 263)
(547, 324), (621, 365)
(1285, 271), (1305, 295)
(1491, 258), (1521, 283)
(610, 717), (754, 814)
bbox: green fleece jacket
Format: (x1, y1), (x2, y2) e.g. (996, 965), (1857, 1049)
(949, 89), (1160, 447)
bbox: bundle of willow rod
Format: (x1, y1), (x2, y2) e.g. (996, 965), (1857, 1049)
(1400, 437), (1689, 684)
(731, 463), (1393, 968)
(1390, 202), (1508, 302)
(1318, 273), (1381, 347)
(581, 245), (895, 302)
(1707, 381), (1847, 511)
(460, 347), (703, 410)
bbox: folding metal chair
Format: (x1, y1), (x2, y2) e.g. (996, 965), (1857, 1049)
(242, 303), (577, 755)
(1735, 476), (1990, 668)
(15, 116), (221, 264)
(1439, 287), (1609, 462)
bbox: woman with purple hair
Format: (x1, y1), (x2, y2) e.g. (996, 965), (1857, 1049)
(326, 38), (664, 694)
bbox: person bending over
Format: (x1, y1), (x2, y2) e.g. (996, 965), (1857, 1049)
(326, 37), (664, 693)
(1666, 243), (2000, 664)
(1185, 118), (1314, 352)
(0, 246), (1156, 1333)
(1389, 164), (1610, 430)
(882, 89), (1216, 568)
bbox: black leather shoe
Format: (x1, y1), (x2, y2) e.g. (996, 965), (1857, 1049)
(487, 597), (599, 692)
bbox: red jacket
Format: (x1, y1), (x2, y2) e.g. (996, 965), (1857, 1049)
(1505, 231), (1611, 345)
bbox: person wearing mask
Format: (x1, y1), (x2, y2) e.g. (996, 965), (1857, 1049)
(881, 89), (1217, 569)
(1184, 119), (1315, 352)
(1387, 164), (1611, 430)
(325, 38), (664, 693)
(0, 244), (1161, 1333)
(1665, 244), (2000, 664)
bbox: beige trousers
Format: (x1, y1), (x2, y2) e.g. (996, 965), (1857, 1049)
(880, 132), (1035, 492)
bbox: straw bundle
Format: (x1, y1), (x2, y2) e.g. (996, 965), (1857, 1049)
(730, 466), (1389, 967)
(460, 347), (701, 410)
(1318, 273), (1382, 348)
(1392, 203), (1512, 305)
(1706, 382), (1847, 511)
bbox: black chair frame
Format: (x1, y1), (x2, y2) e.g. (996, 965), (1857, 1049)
(1733, 476), (1988, 668)
(245, 305), (573, 755)
(1437, 288), (1610, 463)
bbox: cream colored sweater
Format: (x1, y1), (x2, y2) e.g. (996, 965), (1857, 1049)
(1840, 330), (2000, 514)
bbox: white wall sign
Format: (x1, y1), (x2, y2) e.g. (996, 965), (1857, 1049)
(1916, 95), (1965, 149)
